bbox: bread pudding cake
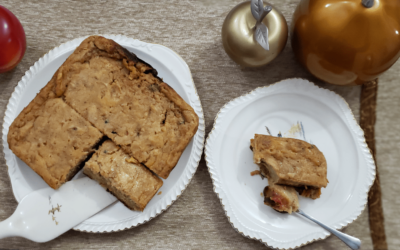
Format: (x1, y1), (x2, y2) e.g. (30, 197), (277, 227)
(84, 140), (163, 211)
(8, 36), (199, 191)
(263, 184), (299, 214)
(7, 98), (103, 189)
(251, 134), (328, 199)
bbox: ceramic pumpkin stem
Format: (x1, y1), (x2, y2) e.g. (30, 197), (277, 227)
(362, 0), (374, 8)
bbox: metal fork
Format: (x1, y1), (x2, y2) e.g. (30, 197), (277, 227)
(296, 209), (361, 250)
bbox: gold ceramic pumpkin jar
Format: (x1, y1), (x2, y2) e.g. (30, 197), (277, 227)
(291, 0), (400, 85)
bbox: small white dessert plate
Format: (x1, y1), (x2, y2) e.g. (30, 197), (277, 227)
(205, 79), (375, 249)
(2, 35), (205, 233)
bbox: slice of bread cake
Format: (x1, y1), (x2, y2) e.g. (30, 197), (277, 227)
(251, 134), (328, 199)
(7, 98), (103, 189)
(83, 140), (163, 211)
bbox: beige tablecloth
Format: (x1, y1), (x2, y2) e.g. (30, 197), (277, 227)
(0, 0), (399, 249)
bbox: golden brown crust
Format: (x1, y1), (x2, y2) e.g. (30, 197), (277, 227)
(251, 134), (328, 188)
(7, 98), (103, 189)
(7, 75), (57, 138)
(83, 140), (163, 211)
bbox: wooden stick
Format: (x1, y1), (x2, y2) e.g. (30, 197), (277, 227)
(359, 80), (388, 250)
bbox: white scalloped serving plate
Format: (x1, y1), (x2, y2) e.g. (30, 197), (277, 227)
(2, 35), (205, 233)
(205, 79), (375, 249)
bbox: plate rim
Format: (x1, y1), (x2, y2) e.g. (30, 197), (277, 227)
(2, 34), (206, 233)
(204, 78), (376, 249)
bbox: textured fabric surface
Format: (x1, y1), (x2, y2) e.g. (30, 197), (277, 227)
(360, 81), (388, 250)
(0, 0), (398, 249)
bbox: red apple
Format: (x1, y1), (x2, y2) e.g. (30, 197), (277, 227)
(0, 5), (26, 73)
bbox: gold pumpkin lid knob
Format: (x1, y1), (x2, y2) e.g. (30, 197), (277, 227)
(222, 0), (288, 68)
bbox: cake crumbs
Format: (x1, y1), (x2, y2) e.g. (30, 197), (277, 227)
(158, 191), (162, 195)
(126, 157), (139, 164)
(48, 203), (62, 226)
(285, 122), (302, 137)
(250, 170), (261, 176)
(48, 203), (62, 215)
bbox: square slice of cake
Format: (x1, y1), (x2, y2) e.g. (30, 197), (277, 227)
(83, 140), (163, 211)
(263, 184), (299, 214)
(47, 36), (198, 179)
(251, 134), (328, 199)
(7, 98), (103, 189)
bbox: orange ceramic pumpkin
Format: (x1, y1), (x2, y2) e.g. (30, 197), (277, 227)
(291, 0), (400, 85)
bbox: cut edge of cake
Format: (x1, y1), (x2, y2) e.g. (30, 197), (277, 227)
(83, 140), (163, 211)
